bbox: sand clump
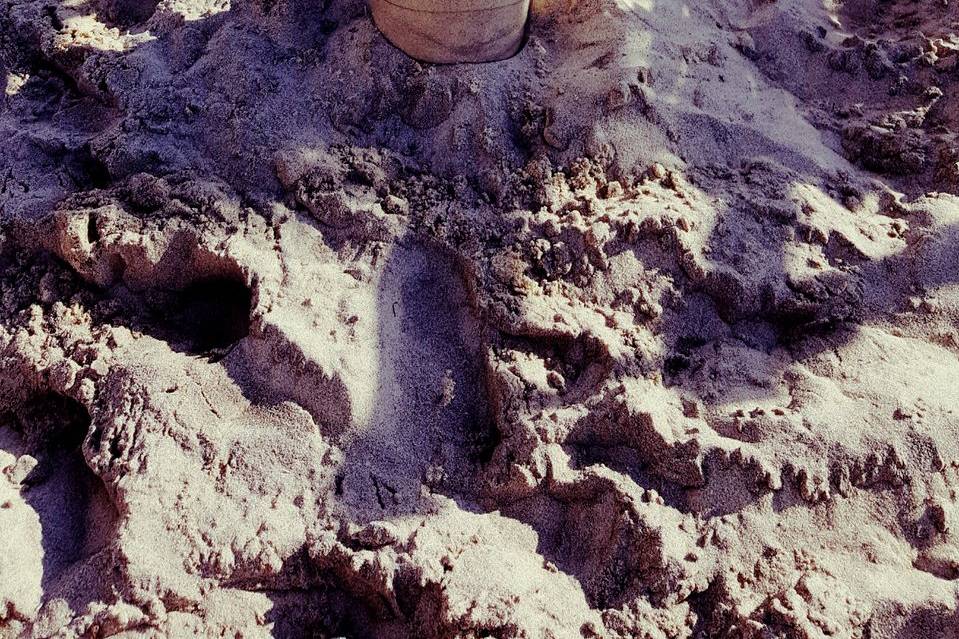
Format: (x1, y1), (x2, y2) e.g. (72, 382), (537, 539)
(1, 0), (959, 636)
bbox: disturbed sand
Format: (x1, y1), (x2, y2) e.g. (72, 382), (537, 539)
(1, 0), (959, 636)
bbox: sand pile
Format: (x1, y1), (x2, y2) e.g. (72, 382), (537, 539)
(1, 0), (959, 636)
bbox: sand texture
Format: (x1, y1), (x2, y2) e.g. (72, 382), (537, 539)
(1, 0), (959, 636)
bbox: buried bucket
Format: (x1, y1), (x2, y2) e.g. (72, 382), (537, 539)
(369, 0), (530, 64)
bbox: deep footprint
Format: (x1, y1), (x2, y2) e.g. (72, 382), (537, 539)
(339, 244), (494, 519)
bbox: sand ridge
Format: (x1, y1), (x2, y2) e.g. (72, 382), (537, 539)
(1, 0), (959, 636)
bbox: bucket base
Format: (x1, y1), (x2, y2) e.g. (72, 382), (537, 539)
(369, 0), (529, 64)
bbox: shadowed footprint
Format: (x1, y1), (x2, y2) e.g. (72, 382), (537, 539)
(339, 243), (495, 520)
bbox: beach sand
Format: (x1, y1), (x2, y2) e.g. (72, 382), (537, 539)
(1, 0), (959, 636)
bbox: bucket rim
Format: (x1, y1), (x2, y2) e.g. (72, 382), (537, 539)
(372, 0), (528, 14)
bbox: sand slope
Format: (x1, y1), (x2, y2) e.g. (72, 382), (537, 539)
(1, 0), (959, 636)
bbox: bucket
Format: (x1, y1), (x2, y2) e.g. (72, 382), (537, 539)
(369, 0), (530, 64)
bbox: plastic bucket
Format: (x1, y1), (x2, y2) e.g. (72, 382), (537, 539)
(369, 0), (530, 64)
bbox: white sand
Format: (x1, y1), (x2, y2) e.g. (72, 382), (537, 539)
(1, 0), (959, 636)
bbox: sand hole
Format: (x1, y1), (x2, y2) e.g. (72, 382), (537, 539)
(172, 278), (252, 351)
(94, 0), (160, 28)
(0, 394), (117, 617)
(118, 276), (252, 356)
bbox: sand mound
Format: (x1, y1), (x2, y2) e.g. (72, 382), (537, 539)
(2, 0), (959, 636)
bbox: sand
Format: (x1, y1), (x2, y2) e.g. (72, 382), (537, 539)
(0, 0), (958, 636)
